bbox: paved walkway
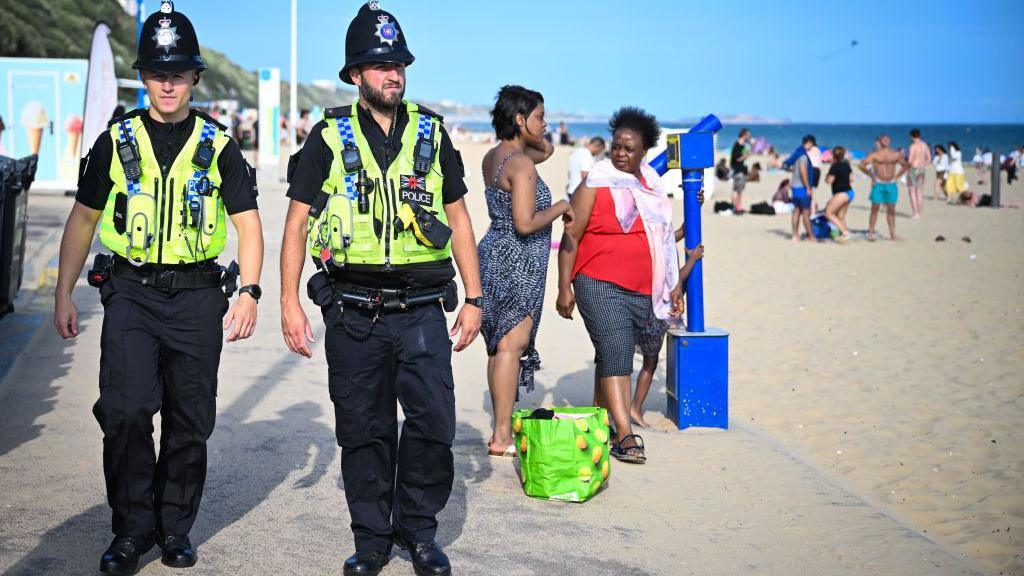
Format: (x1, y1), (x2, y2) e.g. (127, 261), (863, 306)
(0, 178), (989, 575)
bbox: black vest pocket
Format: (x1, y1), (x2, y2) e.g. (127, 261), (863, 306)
(113, 192), (128, 234)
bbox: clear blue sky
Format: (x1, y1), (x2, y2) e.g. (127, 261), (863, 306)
(165, 0), (1023, 123)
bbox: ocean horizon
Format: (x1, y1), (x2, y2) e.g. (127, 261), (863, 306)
(452, 121), (1024, 160)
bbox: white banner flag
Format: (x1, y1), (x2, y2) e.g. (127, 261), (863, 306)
(82, 22), (118, 159)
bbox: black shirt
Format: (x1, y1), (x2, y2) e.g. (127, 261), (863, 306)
(730, 141), (747, 174)
(75, 110), (259, 215)
(828, 161), (852, 193)
(286, 103), (468, 289)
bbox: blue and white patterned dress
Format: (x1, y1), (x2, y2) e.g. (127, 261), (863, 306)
(477, 151), (552, 393)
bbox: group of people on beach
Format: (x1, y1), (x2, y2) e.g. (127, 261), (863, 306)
(477, 86), (704, 466)
(729, 128), (1023, 242)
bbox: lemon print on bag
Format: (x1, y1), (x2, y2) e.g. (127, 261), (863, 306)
(591, 445), (603, 464)
(574, 419), (589, 433)
(519, 435), (528, 454)
(593, 427), (608, 444)
(592, 475), (602, 492)
(513, 417), (522, 434)
(576, 436), (588, 451)
(603, 411), (609, 427)
(578, 465), (592, 484)
(601, 459), (610, 479)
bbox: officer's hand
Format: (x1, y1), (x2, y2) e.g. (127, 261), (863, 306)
(450, 304), (481, 352)
(556, 287), (575, 319)
(282, 299), (315, 358)
(224, 294), (258, 342)
(54, 293), (80, 339)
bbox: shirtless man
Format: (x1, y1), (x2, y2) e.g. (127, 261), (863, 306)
(860, 134), (909, 241)
(906, 128), (931, 218)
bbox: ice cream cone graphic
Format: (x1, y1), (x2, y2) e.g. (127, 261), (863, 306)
(65, 115), (83, 160)
(20, 101), (49, 155)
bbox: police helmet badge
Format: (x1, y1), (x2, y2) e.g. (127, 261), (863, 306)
(152, 16), (180, 53)
(375, 14), (399, 46)
(367, 0), (381, 10)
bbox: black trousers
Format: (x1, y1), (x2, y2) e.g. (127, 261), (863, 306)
(93, 274), (227, 537)
(321, 300), (456, 553)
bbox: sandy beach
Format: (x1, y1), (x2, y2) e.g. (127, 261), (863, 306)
(454, 139), (1024, 575)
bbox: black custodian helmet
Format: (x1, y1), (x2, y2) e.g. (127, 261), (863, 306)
(339, 1), (415, 85)
(132, 1), (207, 73)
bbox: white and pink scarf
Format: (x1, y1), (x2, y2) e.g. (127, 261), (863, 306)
(586, 159), (680, 320)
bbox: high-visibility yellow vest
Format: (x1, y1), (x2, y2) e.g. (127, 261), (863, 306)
(307, 100), (449, 270)
(99, 110), (230, 265)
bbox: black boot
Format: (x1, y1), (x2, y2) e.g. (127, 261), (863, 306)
(159, 534), (197, 568)
(99, 533), (155, 575)
(393, 534), (451, 576)
(343, 549), (391, 575)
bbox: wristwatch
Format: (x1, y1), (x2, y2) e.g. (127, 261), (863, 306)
(464, 296), (483, 308)
(239, 284), (262, 302)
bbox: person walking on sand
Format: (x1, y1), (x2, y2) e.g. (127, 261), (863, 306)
(824, 146), (854, 242)
(860, 134), (909, 241)
(790, 135), (816, 241)
(932, 144), (949, 200)
(907, 128), (931, 218)
(730, 128), (751, 213)
(944, 141), (968, 203)
(478, 85), (572, 457)
(567, 136), (605, 199)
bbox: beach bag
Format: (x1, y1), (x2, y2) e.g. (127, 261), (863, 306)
(811, 213), (836, 239)
(512, 407), (611, 502)
(749, 201), (775, 215)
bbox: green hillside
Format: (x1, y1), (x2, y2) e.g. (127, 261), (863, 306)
(0, 0), (353, 111)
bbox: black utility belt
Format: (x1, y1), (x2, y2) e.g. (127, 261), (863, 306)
(337, 282), (457, 313)
(100, 254), (238, 293)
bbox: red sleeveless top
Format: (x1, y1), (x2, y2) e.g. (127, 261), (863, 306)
(572, 187), (652, 295)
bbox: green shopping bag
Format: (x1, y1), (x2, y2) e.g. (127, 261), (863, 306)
(512, 407), (611, 502)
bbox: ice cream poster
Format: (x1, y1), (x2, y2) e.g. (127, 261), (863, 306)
(0, 57), (89, 189)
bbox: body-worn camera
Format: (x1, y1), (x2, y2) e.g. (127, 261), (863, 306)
(192, 138), (216, 170)
(342, 142), (362, 173)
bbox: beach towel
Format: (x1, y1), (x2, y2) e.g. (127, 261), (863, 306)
(586, 159), (680, 320)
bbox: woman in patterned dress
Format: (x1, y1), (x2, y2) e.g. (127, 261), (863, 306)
(478, 85), (574, 456)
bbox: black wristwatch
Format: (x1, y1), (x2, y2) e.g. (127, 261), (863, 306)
(464, 296), (483, 308)
(239, 284), (262, 302)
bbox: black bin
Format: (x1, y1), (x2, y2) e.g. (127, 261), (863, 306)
(0, 155), (38, 317)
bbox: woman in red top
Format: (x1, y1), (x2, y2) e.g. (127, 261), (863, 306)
(557, 107), (684, 464)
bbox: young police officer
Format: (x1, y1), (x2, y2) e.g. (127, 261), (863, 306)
(53, 2), (264, 573)
(280, 3), (481, 575)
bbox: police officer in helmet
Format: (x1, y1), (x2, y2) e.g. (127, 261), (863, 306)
(53, 2), (264, 573)
(281, 2), (481, 575)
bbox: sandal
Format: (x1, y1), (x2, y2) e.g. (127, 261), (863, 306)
(487, 445), (516, 458)
(611, 434), (646, 464)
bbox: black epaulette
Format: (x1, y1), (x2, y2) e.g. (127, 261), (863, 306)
(415, 103), (444, 123)
(106, 108), (147, 129)
(324, 105), (353, 119)
(192, 110), (228, 132)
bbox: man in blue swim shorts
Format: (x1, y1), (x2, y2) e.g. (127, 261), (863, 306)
(790, 134), (816, 241)
(859, 134), (909, 241)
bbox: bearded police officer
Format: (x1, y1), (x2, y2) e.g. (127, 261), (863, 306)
(280, 3), (481, 575)
(53, 2), (264, 573)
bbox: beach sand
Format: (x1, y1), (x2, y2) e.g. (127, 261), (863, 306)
(455, 140), (1023, 575)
